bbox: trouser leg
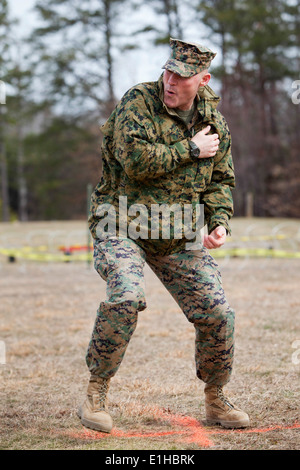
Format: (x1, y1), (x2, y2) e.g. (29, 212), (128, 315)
(147, 246), (235, 386)
(86, 238), (147, 378)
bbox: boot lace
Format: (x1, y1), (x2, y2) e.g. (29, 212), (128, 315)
(217, 386), (235, 409)
(89, 378), (109, 411)
(97, 380), (109, 409)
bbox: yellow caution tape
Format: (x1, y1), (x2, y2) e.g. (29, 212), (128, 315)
(0, 247), (92, 262)
(227, 234), (291, 242)
(0, 246), (300, 261)
(214, 248), (300, 259)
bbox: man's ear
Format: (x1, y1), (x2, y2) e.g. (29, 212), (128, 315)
(200, 73), (211, 87)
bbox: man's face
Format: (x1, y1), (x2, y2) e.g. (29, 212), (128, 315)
(163, 69), (211, 111)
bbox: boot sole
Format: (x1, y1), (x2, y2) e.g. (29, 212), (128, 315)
(206, 418), (250, 429)
(77, 407), (112, 433)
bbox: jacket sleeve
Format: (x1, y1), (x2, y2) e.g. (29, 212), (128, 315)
(201, 124), (235, 235)
(110, 88), (193, 181)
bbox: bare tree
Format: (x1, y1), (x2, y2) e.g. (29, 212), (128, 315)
(0, 0), (11, 221)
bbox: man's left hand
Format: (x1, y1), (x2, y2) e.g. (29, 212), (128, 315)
(203, 226), (226, 249)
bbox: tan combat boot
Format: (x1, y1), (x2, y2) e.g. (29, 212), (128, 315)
(204, 384), (250, 428)
(78, 375), (113, 433)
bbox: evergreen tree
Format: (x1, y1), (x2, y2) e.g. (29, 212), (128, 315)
(24, 116), (99, 220)
(32, 0), (137, 118)
(5, 57), (38, 221)
(197, 0), (299, 217)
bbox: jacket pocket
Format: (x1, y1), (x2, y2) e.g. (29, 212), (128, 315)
(93, 239), (116, 280)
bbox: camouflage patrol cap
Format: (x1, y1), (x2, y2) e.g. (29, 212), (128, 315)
(162, 38), (217, 77)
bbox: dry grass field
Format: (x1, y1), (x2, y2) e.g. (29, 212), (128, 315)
(0, 218), (299, 450)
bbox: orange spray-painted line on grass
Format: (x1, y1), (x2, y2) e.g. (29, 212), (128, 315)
(79, 425), (214, 449)
(72, 410), (300, 449)
(151, 406), (215, 448)
(73, 407), (214, 448)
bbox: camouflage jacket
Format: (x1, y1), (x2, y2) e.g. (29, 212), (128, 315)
(89, 75), (235, 256)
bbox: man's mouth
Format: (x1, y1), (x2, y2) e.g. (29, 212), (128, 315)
(166, 89), (175, 96)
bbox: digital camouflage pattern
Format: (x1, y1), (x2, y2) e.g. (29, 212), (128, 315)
(163, 38), (217, 77)
(88, 74), (235, 256)
(87, 60), (236, 387)
(86, 238), (234, 385)
(86, 238), (145, 378)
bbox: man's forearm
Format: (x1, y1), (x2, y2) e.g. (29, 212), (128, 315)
(116, 136), (193, 181)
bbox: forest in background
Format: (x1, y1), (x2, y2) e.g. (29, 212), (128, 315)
(0, 0), (299, 222)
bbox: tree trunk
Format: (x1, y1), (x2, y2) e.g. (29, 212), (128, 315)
(0, 105), (9, 222)
(172, 0), (183, 39)
(103, 0), (116, 116)
(17, 123), (28, 221)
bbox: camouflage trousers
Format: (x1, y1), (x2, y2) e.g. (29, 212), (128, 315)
(86, 238), (235, 386)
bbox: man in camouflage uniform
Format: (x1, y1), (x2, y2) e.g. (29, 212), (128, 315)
(78, 39), (250, 432)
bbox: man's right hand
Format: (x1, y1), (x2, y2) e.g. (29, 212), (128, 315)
(191, 125), (219, 158)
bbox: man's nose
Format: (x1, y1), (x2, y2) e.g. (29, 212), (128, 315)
(168, 72), (178, 85)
